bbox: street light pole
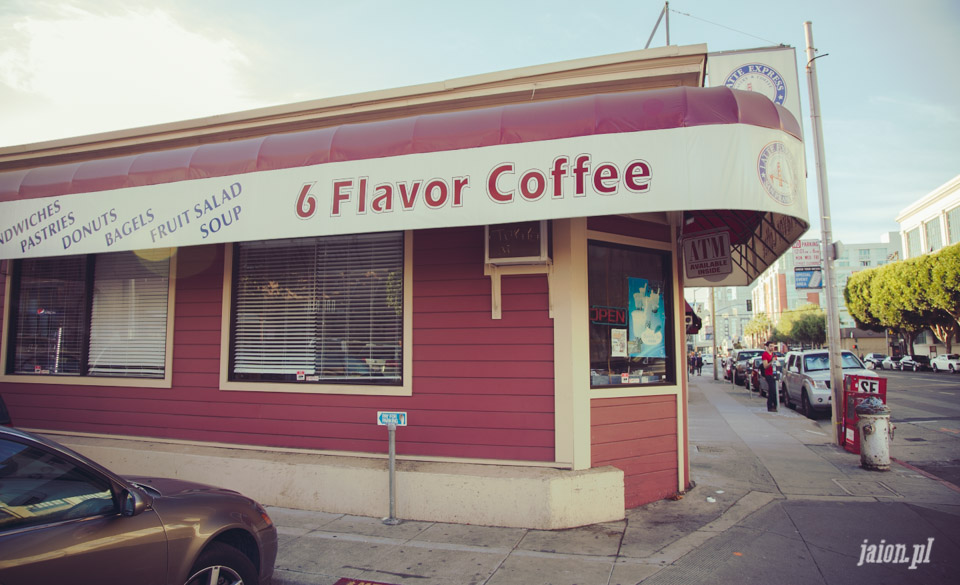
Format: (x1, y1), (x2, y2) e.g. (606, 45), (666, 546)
(805, 22), (844, 445)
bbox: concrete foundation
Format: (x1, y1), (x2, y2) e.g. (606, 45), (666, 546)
(50, 432), (625, 529)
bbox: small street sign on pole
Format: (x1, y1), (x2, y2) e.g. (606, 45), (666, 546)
(377, 411), (407, 525)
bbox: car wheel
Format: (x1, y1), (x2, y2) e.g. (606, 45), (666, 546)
(914, 364), (919, 372)
(185, 543), (258, 585)
(951, 365), (956, 374)
(783, 385), (792, 409)
(933, 364), (938, 372)
(801, 389), (812, 418)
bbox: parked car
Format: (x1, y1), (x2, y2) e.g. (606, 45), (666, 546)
(0, 426), (277, 585)
(899, 355), (931, 372)
(732, 349), (765, 385)
(746, 356), (784, 397)
(702, 354), (714, 365)
(930, 354), (960, 373)
(880, 355), (902, 370)
(862, 353), (887, 370)
(744, 357), (764, 392)
(781, 350), (878, 418)
(0, 395), (10, 426)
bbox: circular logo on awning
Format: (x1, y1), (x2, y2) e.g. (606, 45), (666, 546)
(724, 63), (786, 105)
(758, 141), (797, 205)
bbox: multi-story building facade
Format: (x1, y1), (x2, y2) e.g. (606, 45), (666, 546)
(897, 174), (960, 259)
(895, 174), (960, 355)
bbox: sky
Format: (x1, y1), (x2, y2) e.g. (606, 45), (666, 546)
(1, 0), (958, 245)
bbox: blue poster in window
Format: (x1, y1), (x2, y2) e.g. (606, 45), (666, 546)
(627, 277), (665, 358)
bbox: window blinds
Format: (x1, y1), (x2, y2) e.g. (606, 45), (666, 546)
(87, 251), (170, 377)
(232, 232), (403, 383)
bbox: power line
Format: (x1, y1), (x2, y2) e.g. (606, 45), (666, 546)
(669, 7), (783, 47)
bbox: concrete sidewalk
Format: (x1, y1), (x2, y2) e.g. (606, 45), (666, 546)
(267, 376), (960, 585)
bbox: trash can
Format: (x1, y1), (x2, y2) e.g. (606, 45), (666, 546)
(856, 396), (893, 471)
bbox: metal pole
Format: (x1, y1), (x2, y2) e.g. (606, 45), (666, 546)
(665, 2), (670, 46)
(711, 287), (718, 380)
(804, 22), (844, 445)
(644, 4), (666, 50)
(383, 423), (401, 525)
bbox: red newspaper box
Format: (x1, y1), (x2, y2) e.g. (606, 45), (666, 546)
(842, 375), (887, 454)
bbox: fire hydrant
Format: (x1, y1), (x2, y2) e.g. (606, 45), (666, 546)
(856, 397), (893, 471)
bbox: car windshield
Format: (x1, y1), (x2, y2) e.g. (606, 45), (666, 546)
(803, 352), (863, 372)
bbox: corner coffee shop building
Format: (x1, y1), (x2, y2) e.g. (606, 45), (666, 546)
(0, 44), (808, 528)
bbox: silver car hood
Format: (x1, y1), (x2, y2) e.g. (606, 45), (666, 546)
(803, 368), (879, 381)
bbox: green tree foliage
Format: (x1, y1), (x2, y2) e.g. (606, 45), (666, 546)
(918, 243), (960, 351)
(774, 303), (825, 347)
(842, 243), (960, 354)
(844, 269), (884, 333)
(868, 259), (927, 354)
(745, 312), (774, 346)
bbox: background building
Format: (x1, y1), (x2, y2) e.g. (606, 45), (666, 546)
(893, 174), (960, 355)
(898, 174), (960, 259)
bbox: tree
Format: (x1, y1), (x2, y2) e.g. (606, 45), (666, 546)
(924, 243), (960, 351)
(774, 304), (825, 348)
(844, 269), (885, 333)
(912, 251), (958, 352)
(745, 312), (774, 346)
(870, 261), (925, 354)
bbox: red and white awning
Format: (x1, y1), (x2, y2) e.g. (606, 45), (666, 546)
(0, 86), (807, 283)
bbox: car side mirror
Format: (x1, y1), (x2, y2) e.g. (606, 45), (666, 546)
(121, 487), (152, 517)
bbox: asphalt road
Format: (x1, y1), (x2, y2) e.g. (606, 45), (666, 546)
(812, 368), (960, 487)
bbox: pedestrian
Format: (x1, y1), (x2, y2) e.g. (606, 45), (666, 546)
(696, 353), (703, 375)
(762, 340), (778, 412)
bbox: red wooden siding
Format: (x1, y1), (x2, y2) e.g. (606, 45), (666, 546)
(591, 395), (679, 508)
(412, 226), (555, 461)
(1, 230), (555, 462)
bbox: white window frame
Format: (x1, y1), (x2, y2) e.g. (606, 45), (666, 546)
(219, 231), (413, 396)
(0, 251), (177, 388)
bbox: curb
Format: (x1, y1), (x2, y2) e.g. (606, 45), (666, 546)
(644, 490), (777, 565)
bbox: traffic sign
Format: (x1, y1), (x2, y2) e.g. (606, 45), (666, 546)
(377, 411), (407, 426)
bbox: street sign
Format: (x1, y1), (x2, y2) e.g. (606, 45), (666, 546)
(794, 267), (822, 289)
(377, 411), (407, 426)
(792, 239), (822, 268)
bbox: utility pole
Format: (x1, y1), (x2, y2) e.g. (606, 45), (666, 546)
(804, 22), (844, 445)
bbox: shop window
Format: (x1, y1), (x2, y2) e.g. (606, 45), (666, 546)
(5, 252), (171, 378)
(229, 232), (403, 385)
(588, 240), (674, 387)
